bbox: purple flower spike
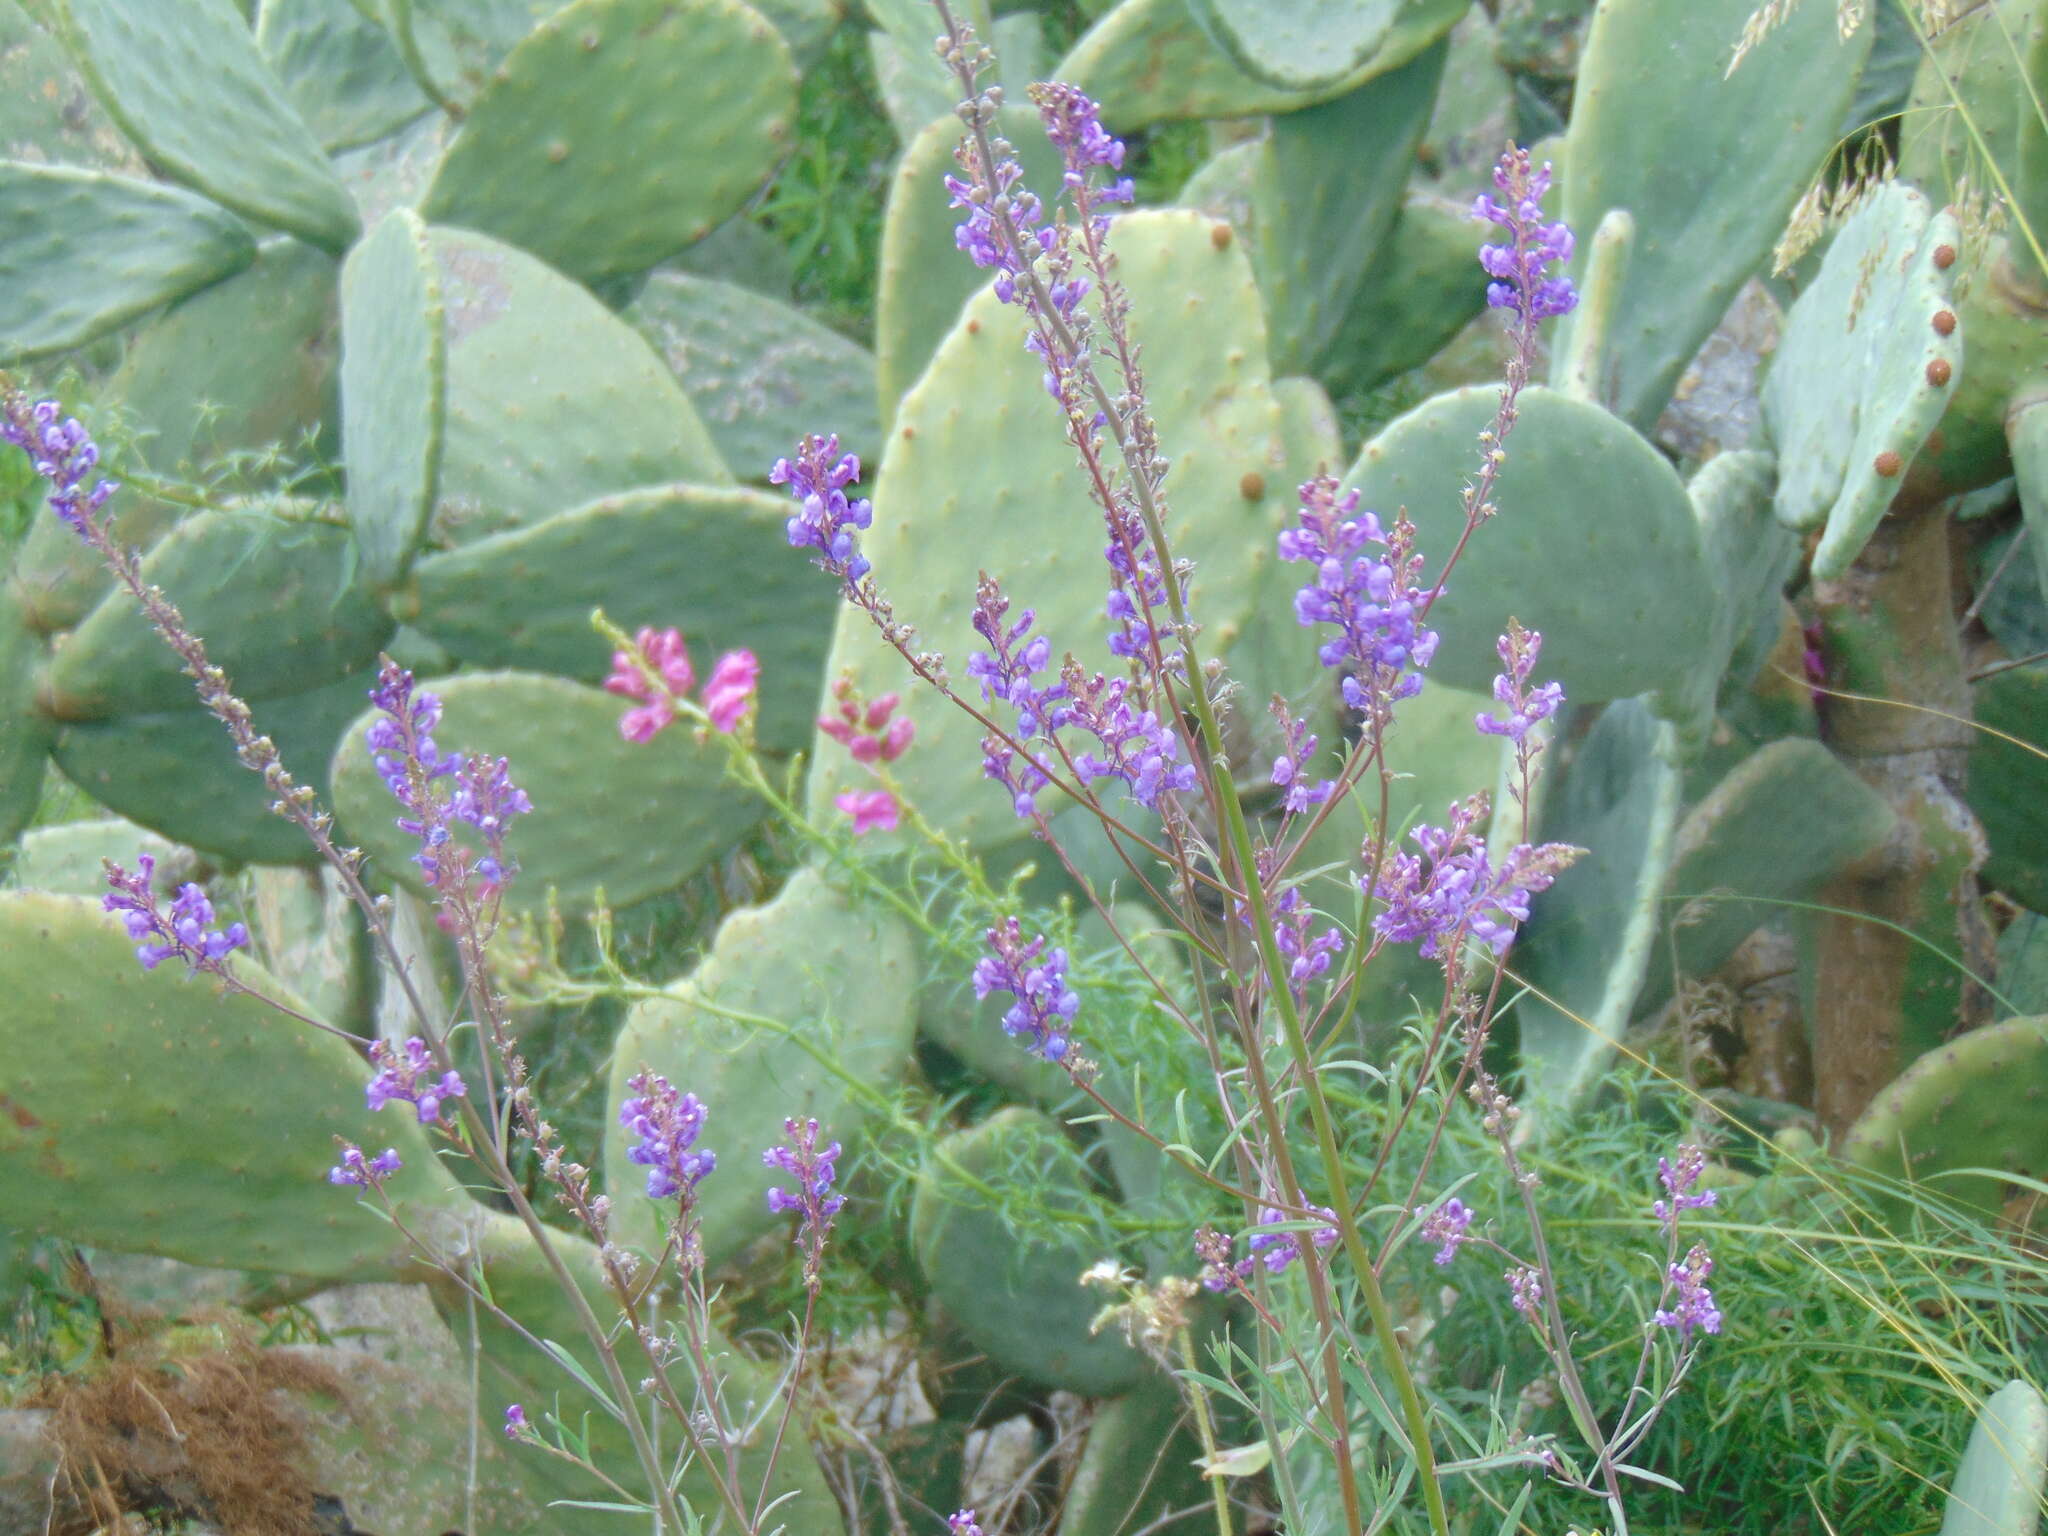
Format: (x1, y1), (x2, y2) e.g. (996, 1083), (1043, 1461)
(618, 1071), (716, 1201)
(1652, 1144), (1719, 1232)
(771, 433), (875, 587)
(1062, 662), (1196, 810)
(1368, 794), (1579, 960)
(503, 1403), (528, 1440)
(1417, 1198), (1475, 1267)
(366, 1036), (468, 1124)
(1506, 1263), (1544, 1320)
(948, 1512), (986, 1536)
(965, 578), (1071, 818)
(1473, 144), (1578, 321)
(328, 1143), (402, 1188)
(972, 917), (1079, 1063)
(1268, 700), (1335, 815)
(1, 393), (118, 535)
(1198, 1208), (1339, 1291)
(102, 855), (250, 975)
(1032, 82), (1134, 204)
(1475, 621), (1564, 744)
(1652, 1243), (1723, 1340)
(763, 1116), (846, 1286)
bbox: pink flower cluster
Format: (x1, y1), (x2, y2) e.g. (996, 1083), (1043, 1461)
(603, 626), (758, 743)
(819, 674), (913, 835)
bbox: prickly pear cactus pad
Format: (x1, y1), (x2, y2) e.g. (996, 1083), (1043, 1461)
(341, 209), (444, 590)
(55, 0), (361, 251)
(42, 511), (394, 719)
(254, 0), (430, 154)
(330, 670), (762, 911)
(0, 0), (140, 170)
(1967, 663), (2048, 914)
(1058, 0), (1467, 129)
(0, 162), (255, 361)
(0, 587), (51, 848)
(809, 209), (1294, 851)
(1841, 1014), (2048, 1224)
(417, 0), (797, 283)
(0, 890), (468, 1277)
(1938, 1379), (2048, 1536)
(1341, 384), (1713, 701)
(425, 224), (730, 548)
(1315, 190), (1490, 402)
(626, 270), (881, 476)
(602, 866), (917, 1271)
(910, 1107), (1150, 1397)
(1554, 0), (1870, 432)
(1761, 183), (1965, 579)
(395, 484), (838, 753)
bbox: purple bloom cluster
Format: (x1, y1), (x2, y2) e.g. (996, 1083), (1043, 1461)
(1473, 146), (1578, 321)
(328, 1143), (402, 1188)
(1653, 1144), (1720, 1233)
(1061, 661), (1196, 809)
(1369, 795), (1578, 960)
(965, 580), (1069, 818)
(102, 854), (250, 974)
(1198, 1206), (1340, 1292)
(948, 1512), (985, 1536)
(365, 659), (531, 894)
(763, 1116), (845, 1286)
(1475, 622), (1564, 745)
(618, 1071), (716, 1201)
(1034, 82), (1133, 200)
(365, 1036), (467, 1124)
(503, 1404), (528, 1440)
(1268, 701), (1335, 816)
(770, 434), (874, 586)
(1249, 876), (1344, 1012)
(1653, 1243), (1723, 1340)
(0, 394), (116, 534)
(1417, 1197), (1475, 1267)
(972, 917), (1080, 1063)
(946, 143), (1053, 309)
(1280, 476), (1439, 721)
(1506, 1263), (1544, 1320)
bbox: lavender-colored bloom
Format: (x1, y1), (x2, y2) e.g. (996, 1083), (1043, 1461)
(1652, 1144), (1720, 1232)
(503, 1403), (528, 1440)
(329, 1143), (402, 1187)
(102, 854), (250, 974)
(948, 1512), (986, 1536)
(1473, 145), (1578, 321)
(763, 1116), (845, 1286)
(365, 1036), (467, 1124)
(972, 917), (1079, 1063)
(1062, 662), (1196, 810)
(1475, 622), (1565, 744)
(1652, 1243), (1723, 1340)
(1194, 1226), (1239, 1293)
(771, 434), (875, 585)
(944, 140), (1052, 309)
(1280, 476), (1439, 721)
(1264, 883), (1344, 1007)
(618, 1071), (716, 1201)
(1268, 700), (1335, 815)
(1417, 1198), (1475, 1267)
(1506, 1263), (1544, 1320)
(1369, 795), (1578, 959)
(1245, 1205), (1340, 1277)
(0, 394), (117, 534)
(965, 579), (1070, 818)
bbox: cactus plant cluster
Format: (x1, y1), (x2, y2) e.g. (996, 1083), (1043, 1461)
(4, 0), (2048, 1531)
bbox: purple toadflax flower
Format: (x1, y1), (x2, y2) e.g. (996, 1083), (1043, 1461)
(1506, 1263), (1544, 1320)
(964, 578), (1070, 818)
(1197, 1207), (1340, 1292)
(365, 1036), (467, 1124)
(972, 917), (1079, 1063)
(1417, 1197), (1475, 1267)
(1475, 621), (1564, 745)
(0, 394), (117, 535)
(1368, 794), (1579, 961)
(102, 854), (250, 974)
(328, 1143), (402, 1188)
(763, 1116), (846, 1288)
(1060, 660), (1197, 810)
(503, 1404), (528, 1440)
(1281, 475), (1440, 725)
(1653, 1144), (1720, 1233)
(771, 434), (874, 587)
(1653, 1243), (1723, 1340)
(618, 1071), (716, 1201)
(1268, 700), (1335, 815)
(948, 1512), (986, 1536)
(1473, 145), (1578, 321)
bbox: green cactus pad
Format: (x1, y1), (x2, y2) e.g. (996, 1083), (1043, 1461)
(0, 585), (51, 848)
(2013, 397), (2048, 610)
(6, 818), (187, 895)
(331, 105), (450, 226)
(603, 865), (917, 1271)
(1969, 663), (2048, 914)
(330, 669), (762, 910)
(874, 103), (1063, 432)
(1248, 38), (1447, 374)
(1057, 1373), (1210, 1536)
(1190, 0), (1399, 90)
(1898, 0), (2048, 207)
(425, 224), (729, 548)
(10, 238), (341, 635)
(812, 210), (1294, 851)
(418, 0), (796, 282)
(0, 161), (255, 362)
(749, 0), (842, 67)
(43, 511), (393, 720)
(394, 483), (838, 754)
(867, 26), (955, 146)
(341, 209), (444, 590)
(1939, 1379), (2048, 1536)
(1058, 0), (1466, 130)
(1512, 698), (1684, 1109)
(52, 669), (374, 865)
(911, 1106), (1149, 1396)
(0, 889), (469, 1276)
(1317, 191), (1489, 401)
(56, 0), (360, 251)
(384, 0), (560, 107)
(1646, 739), (1894, 1008)
(626, 270), (880, 476)
(1342, 384), (1713, 701)
(0, 0), (139, 169)
(1553, 0), (1870, 432)
(1841, 1014), (2048, 1224)
(255, 0), (430, 152)
(1762, 184), (1964, 578)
